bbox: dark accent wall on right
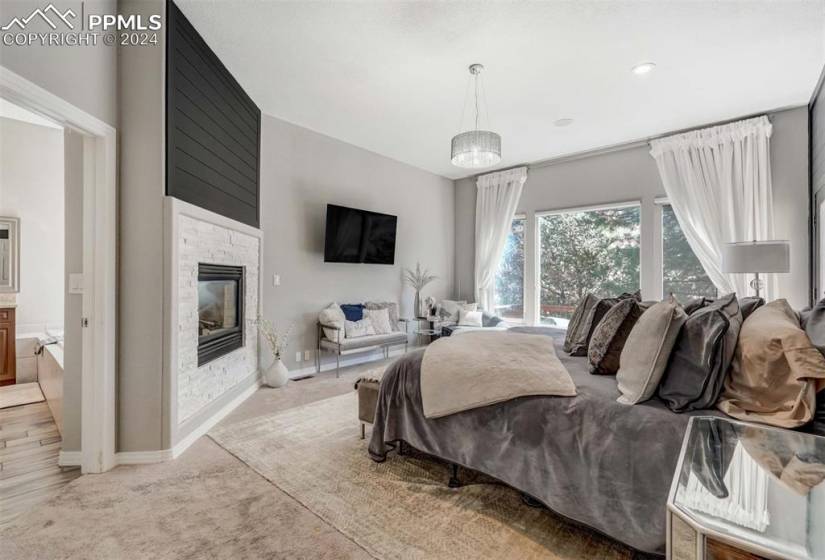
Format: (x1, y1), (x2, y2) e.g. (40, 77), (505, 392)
(810, 66), (825, 304)
(166, 1), (261, 228)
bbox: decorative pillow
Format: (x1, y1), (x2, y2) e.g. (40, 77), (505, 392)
(564, 292), (640, 356)
(482, 312), (503, 327)
(802, 298), (825, 358)
(739, 296), (765, 321)
(340, 303), (365, 322)
(683, 297), (713, 315)
(345, 318), (376, 338)
(458, 309), (483, 327)
(587, 299), (646, 375)
(658, 293), (743, 412)
(364, 301), (399, 331)
(363, 308), (392, 335)
(438, 300), (466, 323)
(616, 298), (688, 405)
(563, 294), (599, 354)
(461, 302), (479, 312)
(717, 299), (825, 428)
(319, 303), (345, 341)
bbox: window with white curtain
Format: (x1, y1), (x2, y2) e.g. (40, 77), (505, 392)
(537, 204), (641, 328)
(493, 216), (525, 323)
(661, 203), (717, 302)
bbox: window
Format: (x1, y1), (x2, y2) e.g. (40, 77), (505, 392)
(661, 204), (717, 302)
(494, 217), (525, 322)
(538, 205), (640, 328)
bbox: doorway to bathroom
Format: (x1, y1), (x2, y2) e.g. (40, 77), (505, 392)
(0, 67), (117, 487)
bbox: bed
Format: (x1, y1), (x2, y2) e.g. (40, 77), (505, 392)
(368, 326), (724, 556)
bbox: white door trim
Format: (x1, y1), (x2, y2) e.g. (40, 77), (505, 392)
(0, 66), (117, 473)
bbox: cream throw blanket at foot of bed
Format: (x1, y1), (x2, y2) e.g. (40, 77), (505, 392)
(420, 331), (577, 419)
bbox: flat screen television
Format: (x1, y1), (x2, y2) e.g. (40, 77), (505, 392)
(324, 204), (397, 264)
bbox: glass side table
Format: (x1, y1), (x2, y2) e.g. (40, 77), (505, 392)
(667, 417), (825, 560)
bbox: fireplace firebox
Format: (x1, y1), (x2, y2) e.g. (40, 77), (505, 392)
(198, 263), (245, 366)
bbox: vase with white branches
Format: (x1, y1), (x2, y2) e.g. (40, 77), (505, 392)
(258, 317), (294, 388)
(403, 262), (437, 318)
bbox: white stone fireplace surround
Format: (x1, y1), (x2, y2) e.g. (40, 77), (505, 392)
(163, 197), (262, 457)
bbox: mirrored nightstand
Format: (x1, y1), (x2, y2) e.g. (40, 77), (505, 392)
(667, 417), (825, 560)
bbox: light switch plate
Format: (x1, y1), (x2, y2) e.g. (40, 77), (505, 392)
(68, 273), (84, 294)
(295, 351), (302, 362)
(304, 350), (311, 361)
(273, 274), (281, 287)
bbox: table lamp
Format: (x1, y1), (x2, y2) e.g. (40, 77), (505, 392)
(721, 241), (790, 299)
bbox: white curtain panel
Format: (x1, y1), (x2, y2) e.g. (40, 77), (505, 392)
(474, 166), (527, 312)
(650, 116), (776, 299)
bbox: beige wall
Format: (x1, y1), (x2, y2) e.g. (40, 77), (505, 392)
(0, 0), (118, 127)
(455, 106), (811, 313)
(0, 117), (65, 333)
(62, 129), (83, 452)
(117, 0), (167, 452)
(260, 115), (455, 372)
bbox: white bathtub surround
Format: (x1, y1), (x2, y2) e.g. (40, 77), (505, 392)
(38, 343), (64, 434)
(16, 336), (38, 383)
(164, 198), (262, 457)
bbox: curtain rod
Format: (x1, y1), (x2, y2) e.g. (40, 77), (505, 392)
(459, 103), (802, 181)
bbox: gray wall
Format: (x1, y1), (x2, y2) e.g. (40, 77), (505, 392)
(0, 0), (118, 127)
(116, 0), (167, 452)
(455, 106), (811, 313)
(260, 114), (455, 372)
(62, 129), (84, 452)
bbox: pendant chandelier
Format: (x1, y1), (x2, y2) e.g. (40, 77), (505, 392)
(451, 63), (501, 169)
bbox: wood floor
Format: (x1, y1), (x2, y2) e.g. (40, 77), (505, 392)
(0, 400), (80, 527)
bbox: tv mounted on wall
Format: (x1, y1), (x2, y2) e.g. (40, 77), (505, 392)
(324, 204), (397, 264)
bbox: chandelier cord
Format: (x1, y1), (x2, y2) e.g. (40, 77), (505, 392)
(474, 72), (480, 131)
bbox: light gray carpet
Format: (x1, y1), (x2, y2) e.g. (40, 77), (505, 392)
(210, 392), (632, 560)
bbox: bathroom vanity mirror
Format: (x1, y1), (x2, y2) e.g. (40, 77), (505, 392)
(0, 217), (20, 293)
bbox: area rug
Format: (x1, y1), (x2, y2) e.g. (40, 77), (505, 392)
(0, 382), (45, 409)
(209, 392), (632, 560)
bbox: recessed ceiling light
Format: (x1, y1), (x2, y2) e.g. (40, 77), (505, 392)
(554, 118), (574, 127)
(631, 62), (656, 75)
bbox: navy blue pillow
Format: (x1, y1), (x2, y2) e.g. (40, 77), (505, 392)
(340, 304), (364, 322)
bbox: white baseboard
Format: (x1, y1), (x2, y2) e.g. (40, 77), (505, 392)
(288, 344), (415, 379)
(58, 450), (82, 467)
(170, 378), (261, 459)
(62, 379), (262, 468)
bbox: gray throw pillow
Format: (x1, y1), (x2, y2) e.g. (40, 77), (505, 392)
(587, 299), (646, 375)
(683, 297), (713, 315)
(658, 293), (743, 412)
(739, 296), (765, 321)
(616, 298), (688, 405)
(481, 312), (503, 327)
(563, 294), (598, 354)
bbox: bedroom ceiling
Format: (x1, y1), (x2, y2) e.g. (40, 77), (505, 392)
(175, 0), (825, 180)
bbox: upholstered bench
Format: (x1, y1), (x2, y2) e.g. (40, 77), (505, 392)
(354, 366), (386, 439)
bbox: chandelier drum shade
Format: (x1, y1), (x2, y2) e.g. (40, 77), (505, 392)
(451, 63), (502, 169)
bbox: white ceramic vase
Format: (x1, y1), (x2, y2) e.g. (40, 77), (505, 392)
(263, 357), (289, 388)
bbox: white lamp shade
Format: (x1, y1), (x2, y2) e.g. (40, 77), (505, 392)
(721, 241), (790, 274)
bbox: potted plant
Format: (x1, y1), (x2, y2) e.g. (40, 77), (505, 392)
(403, 262), (437, 318)
(258, 317), (294, 388)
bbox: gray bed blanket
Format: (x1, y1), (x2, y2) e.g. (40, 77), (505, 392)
(369, 326), (724, 556)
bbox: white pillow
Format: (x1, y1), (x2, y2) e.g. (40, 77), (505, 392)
(319, 303), (345, 341)
(461, 302), (479, 312)
(345, 318), (376, 338)
(439, 300), (466, 323)
(364, 308), (392, 335)
(458, 310), (483, 327)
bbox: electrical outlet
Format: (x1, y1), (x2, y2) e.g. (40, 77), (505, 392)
(295, 351), (302, 362)
(304, 350), (311, 361)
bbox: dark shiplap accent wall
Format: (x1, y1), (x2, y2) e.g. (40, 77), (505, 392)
(810, 66), (825, 304)
(166, 1), (261, 228)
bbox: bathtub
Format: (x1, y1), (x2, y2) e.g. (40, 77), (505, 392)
(15, 328), (65, 435)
